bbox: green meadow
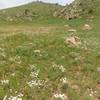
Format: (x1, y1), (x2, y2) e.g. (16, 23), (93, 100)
(0, 2), (100, 100)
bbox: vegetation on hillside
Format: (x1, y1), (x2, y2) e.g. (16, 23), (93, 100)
(0, 1), (100, 100)
(0, 2), (62, 22)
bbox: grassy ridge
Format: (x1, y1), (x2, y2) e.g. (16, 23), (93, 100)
(0, 2), (62, 19)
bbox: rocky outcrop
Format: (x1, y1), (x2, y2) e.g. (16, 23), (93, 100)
(0, 9), (38, 22)
(54, 0), (99, 20)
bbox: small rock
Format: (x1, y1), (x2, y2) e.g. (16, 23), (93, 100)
(96, 82), (100, 90)
(83, 24), (92, 30)
(64, 24), (70, 28)
(65, 36), (81, 47)
(87, 16), (94, 19)
(34, 50), (41, 53)
(71, 84), (80, 91)
(68, 29), (77, 32)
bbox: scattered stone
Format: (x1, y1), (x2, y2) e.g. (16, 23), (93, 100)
(68, 29), (77, 32)
(65, 36), (81, 47)
(71, 84), (80, 91)
(83, 24), (92, 30)
(6, 16), (13, 22)
(64, 24), (70, 28)
(24, 16), (33, 21)
(34, 50), (41, 53)
(96, 82), (100, 90)
(87, 16), (95, 19)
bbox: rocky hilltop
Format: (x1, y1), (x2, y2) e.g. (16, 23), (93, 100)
(54, 0), (100, 20)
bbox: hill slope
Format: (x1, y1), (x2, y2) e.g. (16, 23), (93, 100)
(0, 2), (62, 22)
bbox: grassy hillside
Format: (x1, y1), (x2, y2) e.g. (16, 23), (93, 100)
(0, 1), (100, 100)
(0, 2), (62, 22)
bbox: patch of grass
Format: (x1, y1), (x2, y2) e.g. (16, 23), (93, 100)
(0, 24), (100, 99)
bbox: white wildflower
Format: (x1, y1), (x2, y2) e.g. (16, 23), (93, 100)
(3, 93), (23, 100)
(30, 65), (40, 78)
(34, 50), (42, 56)
(30, 69), (40, 78)
(53, 64), (66, 72)
(61, 77), (68, 84)
(3, 95), (7, 100)
(0, 48), (4, 51)
(30, 65), (36, 70)
(89, 93), (93, 97)
(9, 56), (21, 64)
(27, 80), (43, 87)
(15, 55), (21, 64)
(15, 91), (18, 93)
(87, 88), (97, 98)
(97, 67), (100, 72)
(0, 53), (6, 58)
(1, 80), (9, 85)
(9, 89), (13, 92)
(11, 73), (16, 76)
(59, 65), (66, 72)
(53, 93), (67, 100)
(17, 93), (23, 98)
